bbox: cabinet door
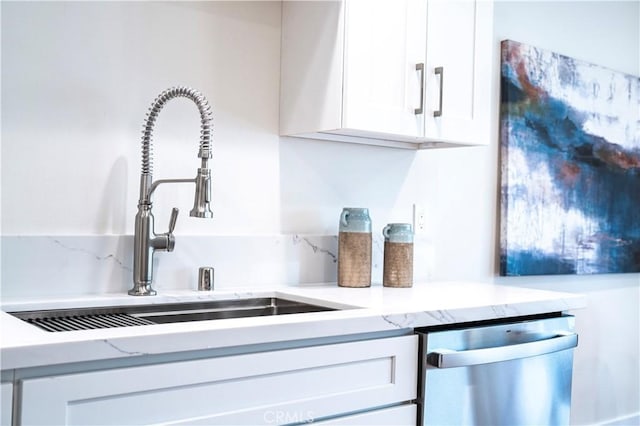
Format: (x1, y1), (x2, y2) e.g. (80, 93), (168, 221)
(1, 383), (11, 426)
(20, 336), (418, 425)
(423, 0), (493, 145)
(342, 0), (426, 138)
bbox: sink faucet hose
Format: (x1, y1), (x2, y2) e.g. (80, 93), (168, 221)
(140, 86), (213, 176)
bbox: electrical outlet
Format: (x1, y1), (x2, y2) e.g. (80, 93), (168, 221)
(413, 204), (427, 235)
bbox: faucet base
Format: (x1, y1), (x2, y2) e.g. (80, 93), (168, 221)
(128, 284), (157, 296)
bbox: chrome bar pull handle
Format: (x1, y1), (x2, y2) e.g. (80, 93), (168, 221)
(414, 63), (425, 115)
(427, 332), (578, 369)
(434, 66), (444, 117)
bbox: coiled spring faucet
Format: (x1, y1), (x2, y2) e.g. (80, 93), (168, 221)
(130, 86), (214, 296)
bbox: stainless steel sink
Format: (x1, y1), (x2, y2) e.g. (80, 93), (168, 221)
(9, 297), (339, 332)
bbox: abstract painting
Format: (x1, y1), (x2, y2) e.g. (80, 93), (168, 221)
(499, 39), (640, 276)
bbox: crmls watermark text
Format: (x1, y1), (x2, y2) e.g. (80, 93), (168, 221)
(263, 410), (315, 424)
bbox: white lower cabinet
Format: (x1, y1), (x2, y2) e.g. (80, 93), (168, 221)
(1, 382), (12, 426)
(19, 335), (418, 425)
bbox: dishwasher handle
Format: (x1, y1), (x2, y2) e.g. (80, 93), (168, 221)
(427, 332), (578, 369)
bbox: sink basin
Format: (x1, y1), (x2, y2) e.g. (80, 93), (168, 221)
(9, 297), (340, 332)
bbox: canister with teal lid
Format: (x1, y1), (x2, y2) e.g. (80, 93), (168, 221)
(382, 223), (413, 288)
(338, 207), (372, 287)
(382, 223), (413, 243)
(339, 207), (372, 233)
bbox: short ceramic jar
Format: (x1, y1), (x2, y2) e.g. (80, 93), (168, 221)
(382, 223), (413, 288)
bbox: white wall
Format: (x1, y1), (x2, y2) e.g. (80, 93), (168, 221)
(1, 1), (639, 424)
(1, 1), (282, 236)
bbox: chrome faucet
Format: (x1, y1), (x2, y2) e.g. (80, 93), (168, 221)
(129, 86), (214, 296)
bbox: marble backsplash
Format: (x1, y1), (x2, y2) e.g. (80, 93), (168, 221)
(1, 235), (432, 299)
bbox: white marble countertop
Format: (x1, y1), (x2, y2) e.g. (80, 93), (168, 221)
(0, 282), (586, 371)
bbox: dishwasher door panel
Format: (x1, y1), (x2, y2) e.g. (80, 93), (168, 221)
(417, 315), (577, 426)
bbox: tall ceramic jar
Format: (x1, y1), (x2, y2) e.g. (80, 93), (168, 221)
(382, 223), (414, 288)
(338, 208), (372, 287)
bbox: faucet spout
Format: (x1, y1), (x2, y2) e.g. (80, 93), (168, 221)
(191, 163), (213, 218)
(129, 86), (214, 296)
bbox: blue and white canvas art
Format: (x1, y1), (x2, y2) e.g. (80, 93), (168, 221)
(499, 40), (640, 276)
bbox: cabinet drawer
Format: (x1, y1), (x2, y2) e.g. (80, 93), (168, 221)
(20, 335), (418, 425)
(314, 404), (417, 425)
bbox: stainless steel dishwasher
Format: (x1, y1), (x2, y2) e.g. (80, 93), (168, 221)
(416, 314), (578, 425)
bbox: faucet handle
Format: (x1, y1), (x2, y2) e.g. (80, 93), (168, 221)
(168, 207), (179, 234)
(165, 207), (179, 252)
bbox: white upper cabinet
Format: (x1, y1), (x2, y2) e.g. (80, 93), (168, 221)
(423, 0), (493, 145)
(280, 0), (494, 149)
(341, 0), (427, 139)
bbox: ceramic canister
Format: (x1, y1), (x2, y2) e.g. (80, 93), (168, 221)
(338, 208), (372, 287)
(382, 223), (414, 288)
